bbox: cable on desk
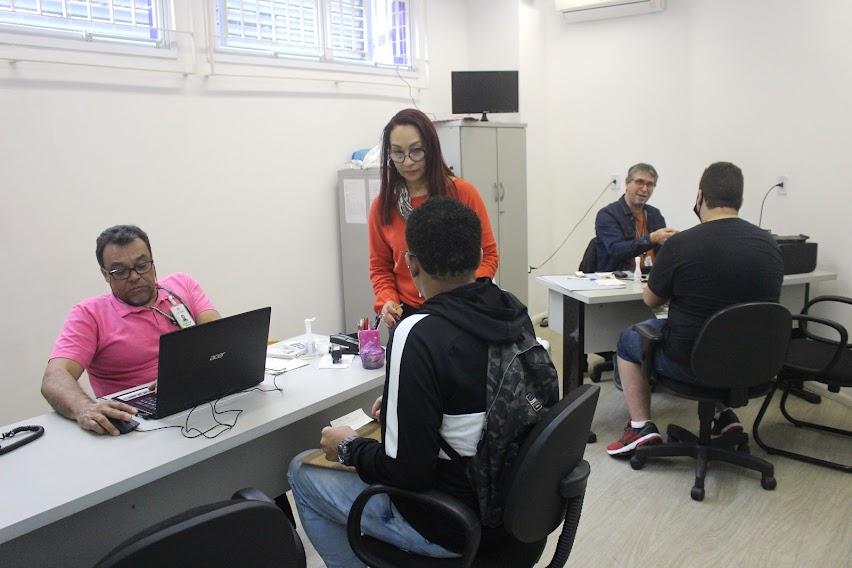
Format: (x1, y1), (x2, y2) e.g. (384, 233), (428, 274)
(528, 179), (616, 273)
(134, 374), (284, 438)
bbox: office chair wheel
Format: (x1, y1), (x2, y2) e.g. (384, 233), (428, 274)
(736, 442), (750, 454)
(630, 454), (646, 470)
(590, 369), (602, 383)
(690, 486), (705, 501)
(761, 476), (777, 491)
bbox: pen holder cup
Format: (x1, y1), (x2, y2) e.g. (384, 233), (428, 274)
(358, 329), (385, 370)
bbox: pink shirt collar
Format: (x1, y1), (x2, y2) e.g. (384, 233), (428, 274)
(107, 285), (170, 318)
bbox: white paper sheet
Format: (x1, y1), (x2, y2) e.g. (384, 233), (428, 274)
(368, 178), (381, 204)
(343, 179), (367, 224)
(265, 357), (310, 374)
(540, 274), (626, 291)
(318, 353), (355, 369)
(331, 408), (375, 430)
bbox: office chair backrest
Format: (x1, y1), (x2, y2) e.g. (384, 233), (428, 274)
(95, 499), (306, 568)
(691, 302), (791, 389)
(501, 384), (599, 543)
(579, 237), (598, 273)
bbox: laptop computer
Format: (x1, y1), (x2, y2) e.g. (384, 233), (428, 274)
(115, 307), (271, 419)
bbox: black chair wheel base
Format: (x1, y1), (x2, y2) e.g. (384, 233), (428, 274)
(737, 442), (750, 454)
(690, 486), (705, 501)
(590, 371), (602, 383)
(761, 476), (777, 491)
(630, 454), (646, 470)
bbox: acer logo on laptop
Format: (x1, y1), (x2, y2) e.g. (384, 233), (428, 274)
(209, 352), (226, 361)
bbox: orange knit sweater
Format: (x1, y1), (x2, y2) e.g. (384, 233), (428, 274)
(367, 178), (499, 313)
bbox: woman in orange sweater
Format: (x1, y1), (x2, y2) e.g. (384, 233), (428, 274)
(369, 108), (499, 328)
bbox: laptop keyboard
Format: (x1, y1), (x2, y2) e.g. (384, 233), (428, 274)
(130, 393), (158, 413)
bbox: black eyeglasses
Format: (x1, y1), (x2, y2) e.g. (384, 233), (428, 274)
(629, 178), (657, 189)
(389, 148), (426, 164)
(107, 259), (155, 280)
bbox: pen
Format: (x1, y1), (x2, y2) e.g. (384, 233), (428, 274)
(373, 315), (381, 329)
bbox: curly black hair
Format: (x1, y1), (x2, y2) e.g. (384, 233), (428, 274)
(96, 225), (152, 267)
(405, 196), (481, 278)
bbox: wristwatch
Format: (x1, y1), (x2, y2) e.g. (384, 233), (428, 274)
(337, 435), (359, 466)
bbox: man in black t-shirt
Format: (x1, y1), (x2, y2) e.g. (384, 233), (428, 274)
(606, 162), (783, 457)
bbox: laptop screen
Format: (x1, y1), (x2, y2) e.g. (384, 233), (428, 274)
(152, 307), (271, 418)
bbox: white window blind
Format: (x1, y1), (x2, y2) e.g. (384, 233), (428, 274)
(217, 0), (411, 67)
(0, 0), (168, 46)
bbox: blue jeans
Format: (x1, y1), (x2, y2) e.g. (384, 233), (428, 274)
(616, 319), (697, 384)
(287, 451), (459, 568)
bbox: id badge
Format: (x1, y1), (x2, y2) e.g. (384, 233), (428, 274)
(170, 304), (196, 329)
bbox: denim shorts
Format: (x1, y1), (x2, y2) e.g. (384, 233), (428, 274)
(616, 319), (697, 384)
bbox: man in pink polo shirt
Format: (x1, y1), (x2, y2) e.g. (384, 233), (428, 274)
(41, 225), (220, 436)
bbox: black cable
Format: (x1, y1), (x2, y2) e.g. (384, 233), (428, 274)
(529, 180), (617, 272)
(758, 182), (783, 229)
(134, 374), (284, 437)
(0, 425), (45, 455)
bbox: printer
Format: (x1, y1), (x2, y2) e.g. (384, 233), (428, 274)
(773, 234), (818, 275)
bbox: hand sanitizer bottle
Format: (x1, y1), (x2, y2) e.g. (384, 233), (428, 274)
(304, 317), (317, 356)
(633, 256), (642, 283)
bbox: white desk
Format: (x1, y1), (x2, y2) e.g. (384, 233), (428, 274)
(0, 339), (385, 567)
(537, 270), (837, 395)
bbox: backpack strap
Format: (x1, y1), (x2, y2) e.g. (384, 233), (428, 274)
(437, 435), (463, 461)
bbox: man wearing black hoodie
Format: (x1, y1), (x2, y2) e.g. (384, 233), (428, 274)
(287, 197), (538, 567)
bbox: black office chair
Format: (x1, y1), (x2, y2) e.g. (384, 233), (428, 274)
(94, 488), (306, 568)
(346, 384), (600, 568)
(753, 295), (851, 473)
(579, 237), (614, 383)
(630, 302), (791, 501)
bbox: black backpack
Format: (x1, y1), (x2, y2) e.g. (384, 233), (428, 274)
(439, 326), (560, 527)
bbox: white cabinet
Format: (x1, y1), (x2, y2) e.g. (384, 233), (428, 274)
(436, 121), (528, 303)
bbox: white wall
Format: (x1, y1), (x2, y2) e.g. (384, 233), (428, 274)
(528, 0), (852, 326)
(0, 0), (469, 424)
(4, 0), (851, 424)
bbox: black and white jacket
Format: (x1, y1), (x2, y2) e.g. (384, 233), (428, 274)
(349, 278), (533, 550)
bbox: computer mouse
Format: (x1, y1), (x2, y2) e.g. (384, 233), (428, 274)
(108, 417), (140, 435)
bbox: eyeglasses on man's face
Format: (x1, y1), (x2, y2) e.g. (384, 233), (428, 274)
(629, 178), (657, 189)
(107, 259), (155, 280)
(389, 148), (426, 164)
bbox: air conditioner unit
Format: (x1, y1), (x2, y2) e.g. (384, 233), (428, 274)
(555, 0), (666, 23)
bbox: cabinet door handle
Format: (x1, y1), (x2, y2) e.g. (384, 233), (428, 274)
(498, 182), (506, 202)
(492, 182), (500, 202)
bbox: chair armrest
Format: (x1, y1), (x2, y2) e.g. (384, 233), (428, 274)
(346, 485), (480, 566)
(231, 487), (275, 504)
(633, 322), (664, 342)
(789, 314), (848, 375)
(558, 460), (590, 500)
(802, 295), (852, 313)
(800, 296), (852, 348)
(633, 322), (663, 380)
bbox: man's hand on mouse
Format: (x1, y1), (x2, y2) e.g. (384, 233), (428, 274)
(73, 399), (138, 436)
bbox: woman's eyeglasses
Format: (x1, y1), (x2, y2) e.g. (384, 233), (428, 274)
(389, 148), (426, 163)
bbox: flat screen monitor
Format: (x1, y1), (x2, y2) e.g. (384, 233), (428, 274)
(451, 71), (519, 121)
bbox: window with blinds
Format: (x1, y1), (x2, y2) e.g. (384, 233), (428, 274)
(0, 0), (169, 46)
(216, 0), (411, 67)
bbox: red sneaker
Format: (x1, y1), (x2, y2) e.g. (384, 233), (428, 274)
(606, 421), (662, 456)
